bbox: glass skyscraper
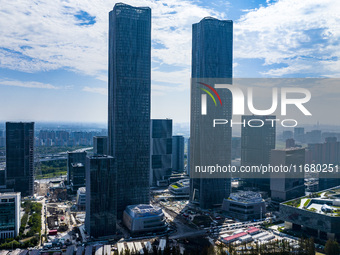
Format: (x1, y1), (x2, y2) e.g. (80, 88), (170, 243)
(150, 119), (172, 187)
(241, 115), (276, 193)
(67, 151), (86, 188)
(190, 18), (233, 209)
(172, 135), (184, 172)
(6, 122), (34, 197)
(270, 148), (305, 202)
(70, 163), (86, 193)
(108, 3), (151, 217)
(93, 136), (108, 156)
(85, 155), (116, 238)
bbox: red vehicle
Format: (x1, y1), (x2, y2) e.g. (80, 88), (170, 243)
(49, 229), (58, 235)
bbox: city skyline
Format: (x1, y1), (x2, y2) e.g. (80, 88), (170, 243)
(0, 0), (339, 124)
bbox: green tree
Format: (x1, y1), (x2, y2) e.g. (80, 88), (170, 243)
(325, 239), (340, 255)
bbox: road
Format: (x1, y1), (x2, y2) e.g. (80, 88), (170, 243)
(161, 206), (206, 240)
(37, 198), (47, 247)
(36, 176), (67, 183)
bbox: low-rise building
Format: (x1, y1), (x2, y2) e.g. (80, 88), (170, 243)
(76, 187), (86, 210)
(123, 204), (166, 233)
(222, 232), (247, 244)
(168, 179), (189, 196)
(280, 185), (340, 241)
(222, 191), (266, 220)
(0, 192), (21, 239)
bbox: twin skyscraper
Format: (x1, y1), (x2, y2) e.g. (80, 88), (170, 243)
(86, 3), (233, 237)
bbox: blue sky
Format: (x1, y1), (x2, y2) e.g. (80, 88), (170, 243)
(0, 0), (339, 124)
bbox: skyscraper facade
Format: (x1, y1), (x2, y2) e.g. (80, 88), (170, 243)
(305, 137), (340, 191)
(0, 130), (4, 147)
(187, 138), (190, 176)
(294, 127), (305, 143)
(150, 119), (172, 187)
(67, 151), (87, 187)
(0, 192), (21, 239)
(108, 3), (151, 216)
(6, 122), (34, 197)
(70, 163), (86, 193)
(93, 136), (108, 156)
(270, 148), (305, 202)
(172, 135), (184, 172)
(241, 115), (276, 193)
(190, 17), (233, 209)
(85, 155), (116, 238)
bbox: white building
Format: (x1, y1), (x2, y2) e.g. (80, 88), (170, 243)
(123, 204), (166, 233)
(76, 187), (86, 210)
(0, 192), (21, 239)
(168, 179), (190, 196)
(222, 191), (266, 220)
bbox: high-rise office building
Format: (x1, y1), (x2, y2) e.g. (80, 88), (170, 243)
(187, 138), (190, 175)
(305, 137), (340, 191)
(85, 155), (116, 238)
(305, 130), (322, 144)
(270, 148), (305, 202)
(93, 136), (108, 156)
(241, 115), (276, 193)
(108, 3), (151, 217)
(286, 138), (296, 149)
(6, 122), (34, 197)
(305, 137), (340, 165)
(294, 127), (305, 143)
(150, 119), (172, 187)
(172, 136), (184, 172)
(0, 192), (21, 239)
(0, 170), (5, 189)
(190, 17), (233, 209)
(67, 151), (87, 187)
(70, 163), (86, 193)
(282, 131), (293, 141)
(319, 137), (340, 190)
(231, 137), (241, 160)
(0, 130), (4, 147)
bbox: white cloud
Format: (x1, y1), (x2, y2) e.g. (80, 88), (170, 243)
(83, 86), (107, 95)
(1, 0), (339, 83)
(234, 0), (340, 77)
(0, 79), (58, 89)
(0, 0), (223, 82)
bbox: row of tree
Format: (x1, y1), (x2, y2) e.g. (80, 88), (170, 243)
(116, 237), (340, 255)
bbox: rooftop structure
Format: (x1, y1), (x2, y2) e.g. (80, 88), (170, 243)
(222, 191), (265, 220)
(77, 187), (86, 210)
(229, 191), (263, 203)
(123, 204), (166, 233)
(124, 204), (163, 218)
(169, 179), (190, 196)
(280, 185), (340, 240)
